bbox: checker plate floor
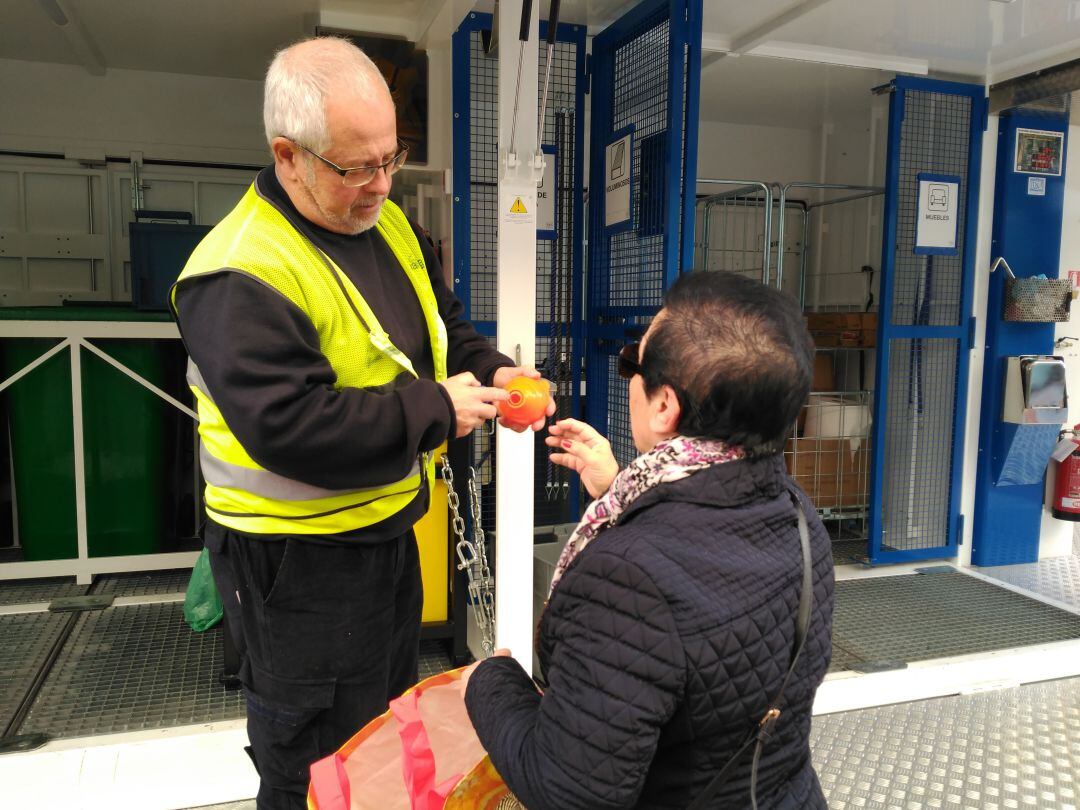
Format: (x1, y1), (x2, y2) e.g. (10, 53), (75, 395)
(812, 676), (1080, 809)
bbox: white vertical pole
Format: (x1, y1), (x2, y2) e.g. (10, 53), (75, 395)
(495, 0), (539, 662)
(70, 339), (91, 585)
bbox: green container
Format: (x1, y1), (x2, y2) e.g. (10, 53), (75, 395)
(1, 308), (176, 561)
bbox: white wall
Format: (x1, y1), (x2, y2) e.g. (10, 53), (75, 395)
(804, 105), (887, 312)
(0, 58), (268, 166)
(695, 120), (819, 188)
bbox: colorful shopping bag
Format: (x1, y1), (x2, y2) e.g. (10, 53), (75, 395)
(307, 666), (521, 810)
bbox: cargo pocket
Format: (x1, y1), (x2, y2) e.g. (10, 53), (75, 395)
(242, 659), (337, 773)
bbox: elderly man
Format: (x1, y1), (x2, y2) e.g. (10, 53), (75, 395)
(171, 37), (549, 809)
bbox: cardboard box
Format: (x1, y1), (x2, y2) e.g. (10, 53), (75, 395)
(785, 438), (870, 508)
(792, 473), (868, 509)
(812, 353), (834, 392)
(805, 312), (878, 350)
(785, 438), (868, 477)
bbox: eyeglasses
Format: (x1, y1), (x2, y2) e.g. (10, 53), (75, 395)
(289, 139), (409, 187)
(617, 342), (644, 379)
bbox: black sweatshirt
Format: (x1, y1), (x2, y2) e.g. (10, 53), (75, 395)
(174, 167), (512, 542)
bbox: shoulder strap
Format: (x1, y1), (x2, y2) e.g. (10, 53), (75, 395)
(686, 491), (814, 810)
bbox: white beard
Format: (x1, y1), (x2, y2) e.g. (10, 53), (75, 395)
(300, 166), (385, 235)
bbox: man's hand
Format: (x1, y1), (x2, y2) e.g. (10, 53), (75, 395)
(440, 372), (509, 438)
(492, 366), (558, 432)
(546, 419), (619, 498)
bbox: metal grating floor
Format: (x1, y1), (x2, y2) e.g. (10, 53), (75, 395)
(0, 612), (69, 733)
(828, 644), (865, 674)
(831, 540), (867, 567)
(93, 568), (192, 597)
(0, 577), (87, 607)
(831, 572), (1080, 670)
(418, 640), (454, 680)
(18, 602), (244, 739)
(812, 676), (1080, 809)
(977, 553), (1080, 612)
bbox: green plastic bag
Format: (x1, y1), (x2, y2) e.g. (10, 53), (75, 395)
(184, 547), (223, 632)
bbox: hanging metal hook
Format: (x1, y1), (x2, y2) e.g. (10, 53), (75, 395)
(989, 256), (1016, 279)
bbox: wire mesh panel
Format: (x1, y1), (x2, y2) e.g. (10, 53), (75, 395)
(603, 16), (671, 312)
(799, 192), (885, 313)
(695, 185), (771, 279)
(453, 17), (585, 531)
(586, 0), (701, 455)
(603, 345), (635, 468)
(869, 78), (985, 563)
(881, 338), (960, 551)
(892, 91), (970, 328)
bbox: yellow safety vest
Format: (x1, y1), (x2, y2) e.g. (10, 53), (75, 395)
(170, 184), (448, 535)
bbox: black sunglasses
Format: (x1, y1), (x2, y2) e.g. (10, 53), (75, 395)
(617, 342), (643, 379)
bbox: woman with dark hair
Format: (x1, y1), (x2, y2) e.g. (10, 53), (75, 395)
(464, 271), (835, 809)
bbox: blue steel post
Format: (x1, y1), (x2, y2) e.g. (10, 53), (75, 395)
(585, 15), (615, 439)
(451, 15), (480, 315)
(971, 112), (1070, 565)
(661, 0), (686, 289)
(568, 21), (587, 518)
(678, 0), (703, 275)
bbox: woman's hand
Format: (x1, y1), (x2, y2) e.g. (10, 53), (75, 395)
(546, 419), (619, 498)
(461, 648), (513, 694)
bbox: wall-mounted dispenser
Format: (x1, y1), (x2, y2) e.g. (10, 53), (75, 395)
(1003, 355), (1068, 424)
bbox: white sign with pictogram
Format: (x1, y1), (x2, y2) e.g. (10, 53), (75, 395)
(605, 131), (633, 229)
(914, 172), (960, 255)
(500, 188), (536, 227)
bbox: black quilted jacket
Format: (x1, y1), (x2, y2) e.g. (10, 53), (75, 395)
(465, 454), (834, 809)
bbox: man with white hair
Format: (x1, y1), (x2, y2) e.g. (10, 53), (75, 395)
(170, 37), (550, 809)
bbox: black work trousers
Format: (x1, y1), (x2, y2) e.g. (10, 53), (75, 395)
(206, 523), (423, 810)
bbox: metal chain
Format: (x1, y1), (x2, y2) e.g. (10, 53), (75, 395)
(467, 466), (497, 653)
(442, 457), (495, 657)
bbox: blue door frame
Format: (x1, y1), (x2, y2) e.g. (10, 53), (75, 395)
(584, 0), (702, 459)
(868, 76), (986, 564)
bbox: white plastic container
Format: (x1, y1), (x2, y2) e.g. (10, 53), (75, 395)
(803, 395), (871, 439)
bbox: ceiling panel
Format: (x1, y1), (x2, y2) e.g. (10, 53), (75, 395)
(717, 0), (1080, 79)
(3, 0), (1080, 87)
(701, 0), (804, 38)
(2, 0), (319, 79)
(0, 1), (80, 65)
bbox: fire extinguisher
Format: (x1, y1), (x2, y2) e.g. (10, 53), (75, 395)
(1053, 425), (1080, 521)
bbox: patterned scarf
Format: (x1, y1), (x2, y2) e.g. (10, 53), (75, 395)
(549, 436), (746, 595)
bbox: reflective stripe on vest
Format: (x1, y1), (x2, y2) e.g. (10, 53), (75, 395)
(171, 183), (446, 535)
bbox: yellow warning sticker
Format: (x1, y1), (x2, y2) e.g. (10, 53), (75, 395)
(509, 197), (528, 214)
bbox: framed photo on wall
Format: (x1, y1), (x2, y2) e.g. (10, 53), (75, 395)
(316, 28), (429, 165)
(1014, 128), (1063, 176)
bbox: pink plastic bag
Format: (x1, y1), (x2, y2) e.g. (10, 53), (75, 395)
(307, 667), (516, 810)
